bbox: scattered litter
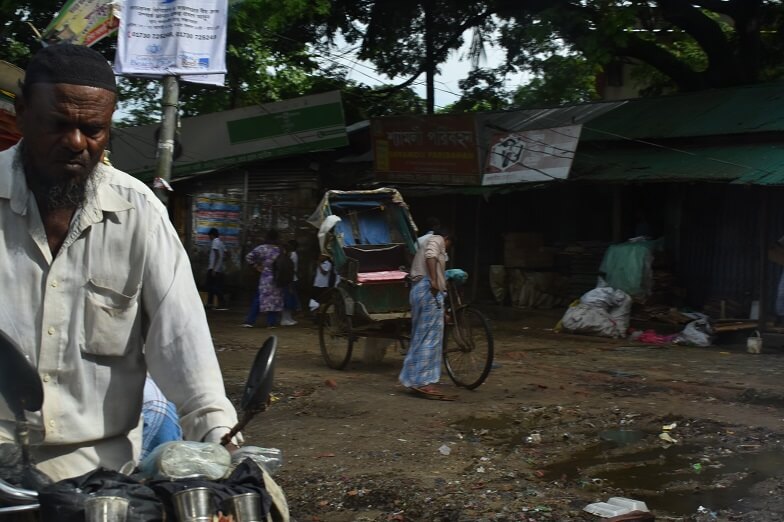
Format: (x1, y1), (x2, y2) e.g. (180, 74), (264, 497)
(692, 462), (703, 473)
(659, 420), (679, 444)
(324, 379), (338, 389)
(314, 452), (336, 459)
(674, 319), (715, 347)
(476, 466), (485, 473)
(584, 496), (649, 518)
(525, 433), (542, 444)
(438, 444), (451, 456)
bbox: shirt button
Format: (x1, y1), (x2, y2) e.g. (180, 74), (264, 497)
(42, 374), (50, 383)
(47, 327), (55, 335)
(50, 280), (58, 288)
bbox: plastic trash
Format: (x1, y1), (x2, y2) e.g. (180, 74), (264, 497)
(230, 446), (284, 476)
(584, 497), (648, 517)
(438, 444), (451, 456)
(607, 497), (648, 512)
(525, 433), (542, 444)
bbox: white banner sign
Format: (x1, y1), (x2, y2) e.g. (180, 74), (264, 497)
(482, 125), (582, 186)
(114, 0), (227, 77)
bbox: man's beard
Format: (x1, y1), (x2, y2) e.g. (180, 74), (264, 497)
(39, 178), (90, 211)
(17, 144), (96, 211)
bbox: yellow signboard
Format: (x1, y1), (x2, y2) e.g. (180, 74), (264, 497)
(42, 0), (119, 47)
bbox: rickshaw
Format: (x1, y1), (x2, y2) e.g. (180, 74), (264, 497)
(307, 188), (493, 390)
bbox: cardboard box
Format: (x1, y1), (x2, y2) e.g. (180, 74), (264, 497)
(504, 232), (543, 250)
(504, 246), (555, 269)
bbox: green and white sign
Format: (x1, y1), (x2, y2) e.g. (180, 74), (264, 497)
(111, 91), (348, 180)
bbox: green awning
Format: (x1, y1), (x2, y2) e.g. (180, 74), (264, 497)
(572, 142), (784, 184)
(584, 82), (784, 142)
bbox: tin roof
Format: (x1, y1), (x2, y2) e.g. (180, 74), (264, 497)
(475, 101), (626, 135)
(572, 142), (784, 184)
(584, 82), (784, 142)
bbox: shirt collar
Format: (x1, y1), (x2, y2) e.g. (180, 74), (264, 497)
(94, 163), (134, 214)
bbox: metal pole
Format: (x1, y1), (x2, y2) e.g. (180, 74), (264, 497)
(424, 0), (435, 115)
(155, 75), (179, 206)
(758, 186), (769, 331)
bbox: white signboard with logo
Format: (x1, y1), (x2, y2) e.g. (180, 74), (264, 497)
(114, 0), (227, 77)
(482, 125), (582, 185)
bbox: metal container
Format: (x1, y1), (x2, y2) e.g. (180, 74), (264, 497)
(222, 492), (262, 522)
(747, 332), (763, 354)
(83, 495), (129, 522)
(172, 487), (213, 522)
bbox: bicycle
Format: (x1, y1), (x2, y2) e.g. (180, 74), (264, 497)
(442, 271), (494, 389)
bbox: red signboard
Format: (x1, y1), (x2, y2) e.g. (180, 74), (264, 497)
(372, 115), (481, 185)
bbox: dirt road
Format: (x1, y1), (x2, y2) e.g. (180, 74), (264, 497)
(208, 308), (784, 522)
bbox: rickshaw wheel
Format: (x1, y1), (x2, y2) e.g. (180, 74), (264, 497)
(443, 306), (494, 389)
(319, 293), (354, 370)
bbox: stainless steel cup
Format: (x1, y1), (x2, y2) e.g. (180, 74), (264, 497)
(84, 495), (129, 522)
(222, 492), (262, 522)
(172, 487), (213, 522)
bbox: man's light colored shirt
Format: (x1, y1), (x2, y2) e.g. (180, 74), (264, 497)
(0, 144), (238, 481)
(208, 237), (225, 272)
(409, 235), (447, 291)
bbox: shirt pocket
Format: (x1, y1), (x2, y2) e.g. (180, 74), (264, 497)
(83, 279), (141, 357)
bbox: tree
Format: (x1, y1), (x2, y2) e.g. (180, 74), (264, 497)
(511, 54), (600, 108)
(1, 0), (428, 126)
(317, 0), (784, 99)
(494, 0), (784, 92)
(441, 68), (511, 113)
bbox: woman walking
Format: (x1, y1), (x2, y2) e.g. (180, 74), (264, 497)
(243, 230), (284, 327)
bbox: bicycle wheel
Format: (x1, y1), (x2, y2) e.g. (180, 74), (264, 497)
(319, 294), (354, 370)
(443, 306), (493, 389)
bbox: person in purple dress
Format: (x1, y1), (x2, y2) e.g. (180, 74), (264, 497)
(243, 230), (284, 327)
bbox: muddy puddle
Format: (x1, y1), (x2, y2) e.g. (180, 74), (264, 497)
(451, 417), (784, 515)
(544, 429), (784, 516)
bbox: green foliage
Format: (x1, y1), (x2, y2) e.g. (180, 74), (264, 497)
(6, 0), (784, 128)
(512, 54), (600, 108)
(441, 69), (510, 113)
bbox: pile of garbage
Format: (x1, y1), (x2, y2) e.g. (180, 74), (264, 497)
(557, 287), (715, 346)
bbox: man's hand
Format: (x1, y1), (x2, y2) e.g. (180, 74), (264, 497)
(224, 442), (241, 454)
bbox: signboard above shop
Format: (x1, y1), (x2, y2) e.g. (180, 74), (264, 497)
(482, 125), (582, 186)
(372, 115), (482, 185)
(371, 104), (625, 186)
(111, 90), (348, 180)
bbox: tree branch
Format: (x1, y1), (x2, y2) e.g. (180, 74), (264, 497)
(371, 8), (493, 97)
(657, 0), (733, 74)
(621, 33), (707, 91)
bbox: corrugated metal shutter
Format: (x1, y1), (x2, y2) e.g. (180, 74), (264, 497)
(679, 185), (760, 310)
(176, 167), (322, 299)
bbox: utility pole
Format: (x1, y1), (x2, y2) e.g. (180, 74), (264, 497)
(424, 0), (435, 115)
(154, 75), (179, 206)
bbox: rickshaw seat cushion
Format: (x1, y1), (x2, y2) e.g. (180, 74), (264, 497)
(356, 270), (409, 284)
(343, 244), (408, 272)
